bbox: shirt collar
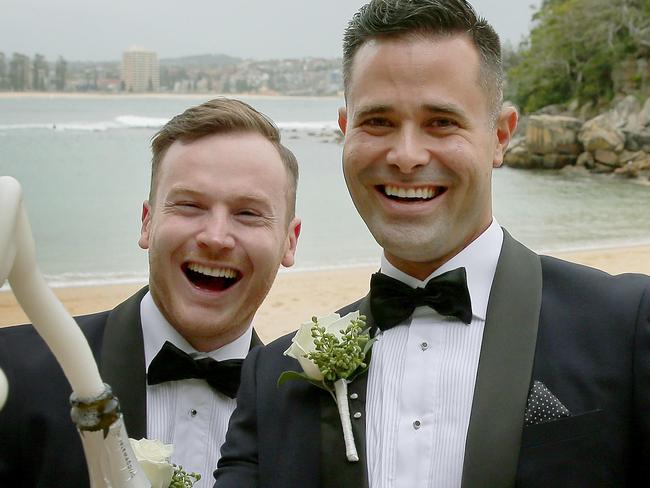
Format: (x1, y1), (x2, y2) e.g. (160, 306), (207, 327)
(380, 219), (503, 320)
(140, 291), (253, 370)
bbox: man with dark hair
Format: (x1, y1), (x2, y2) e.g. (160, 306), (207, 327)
(0, 98), (301, 487)
(215, 1), (650, 486)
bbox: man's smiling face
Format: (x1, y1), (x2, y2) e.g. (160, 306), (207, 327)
(139, 131), (299, 351)
(339, 34), (514, 279)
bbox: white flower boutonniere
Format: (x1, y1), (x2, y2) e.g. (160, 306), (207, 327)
(129, 438), (201, 488)
(279, 311), (375, 462)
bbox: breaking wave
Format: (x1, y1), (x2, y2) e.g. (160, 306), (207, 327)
(0, 117), (339, 134)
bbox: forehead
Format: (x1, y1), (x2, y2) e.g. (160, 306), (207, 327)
(346, 34), (488, 116)
(156, 132), (288, 199)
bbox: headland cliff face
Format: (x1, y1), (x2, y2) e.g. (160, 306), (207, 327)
(505, 95), (650, 182)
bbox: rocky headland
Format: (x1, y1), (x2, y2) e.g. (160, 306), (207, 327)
(505, 95), (650, 182)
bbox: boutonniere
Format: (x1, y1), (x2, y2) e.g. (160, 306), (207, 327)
(129, 438), (201, 487)
(279, 311), (375, 462)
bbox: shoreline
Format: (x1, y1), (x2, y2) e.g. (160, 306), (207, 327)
(0, 91), (342, 101)
(2, 244), (649, 341)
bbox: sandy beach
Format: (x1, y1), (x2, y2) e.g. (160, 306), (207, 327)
(2, 245), (649, 342)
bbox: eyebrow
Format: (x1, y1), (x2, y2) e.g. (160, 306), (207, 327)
(422, 103), (471, 126)
(167, 186), (275, 210)
(353, 104), (392, 121)
(166, 187), (203, 199)
(354, 102), (470, 125)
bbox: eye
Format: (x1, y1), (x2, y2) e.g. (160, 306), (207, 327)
(363, 117), (393, 127)
(428, 117), (459, 129)
(177, 201), (201, 209)
(236, 209), (264, 220)
(167, 200), (204, 214)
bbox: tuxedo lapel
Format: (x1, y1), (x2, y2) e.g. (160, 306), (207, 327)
(250, 329), (263, 349)
(99, 287), (148, 440)
(461, 231), (542, 487)
(321, 295), (373, 488)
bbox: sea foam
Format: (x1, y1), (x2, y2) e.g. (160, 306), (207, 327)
(0, 117), (338, 133)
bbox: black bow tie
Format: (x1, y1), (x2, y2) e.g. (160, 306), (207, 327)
(369, 268), (473, 331)
(147, 341), (243, 399)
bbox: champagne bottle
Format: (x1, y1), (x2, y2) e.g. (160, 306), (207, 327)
(71, 384), (151, 488)
(1, 176), (151, 488)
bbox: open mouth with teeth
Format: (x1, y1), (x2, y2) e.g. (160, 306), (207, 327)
(379, 184), (447, 201)
(183, 263), (241, 292)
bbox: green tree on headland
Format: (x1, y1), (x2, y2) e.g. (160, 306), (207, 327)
(507, 0), (650, 113)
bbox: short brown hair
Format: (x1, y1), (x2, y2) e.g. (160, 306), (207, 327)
(343, 0), (504, 122)
(150, 98), (299, 219)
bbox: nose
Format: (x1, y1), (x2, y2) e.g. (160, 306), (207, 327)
(195, 212), (236, 252)
(386, 126), (430, 173)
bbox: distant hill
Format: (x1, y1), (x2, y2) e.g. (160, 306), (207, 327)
(159, 54), (241, 68)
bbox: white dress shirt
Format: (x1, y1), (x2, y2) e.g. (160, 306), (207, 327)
(366, 220), (503, 488)
(140, 292), (252, 488)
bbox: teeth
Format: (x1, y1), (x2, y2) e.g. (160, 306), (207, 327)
(187, 263), (237, 279)
(384, 185), (437, 199)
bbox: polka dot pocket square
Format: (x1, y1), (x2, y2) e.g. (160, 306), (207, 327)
(523, 380), (571, 426)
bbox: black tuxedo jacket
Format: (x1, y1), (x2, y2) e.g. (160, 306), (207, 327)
(215, 233), (650, 487)
(0, 287), (261, 488)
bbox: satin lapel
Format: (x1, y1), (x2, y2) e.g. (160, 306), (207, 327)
(461, 231), (542, 487)
(250, 329), (263, 348)
(321, 295), (373, 488)
(99, 287), (148, 440)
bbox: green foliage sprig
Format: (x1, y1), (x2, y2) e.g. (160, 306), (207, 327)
(307, 315), (370, 383)
(169, 465), (200, 488)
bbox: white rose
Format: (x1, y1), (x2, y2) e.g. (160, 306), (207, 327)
(129, 438), (175, 488)
(284, 311), (360, 380)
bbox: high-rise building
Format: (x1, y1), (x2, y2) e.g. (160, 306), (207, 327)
(121, 47), (159, 92)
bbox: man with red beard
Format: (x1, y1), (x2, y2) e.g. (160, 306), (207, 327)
(0, 98), (300, 487)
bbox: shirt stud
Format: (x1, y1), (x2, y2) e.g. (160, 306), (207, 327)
(413, 420), (421, 430)
(353, 412), (362, 419)
(350, 393), (359, 400)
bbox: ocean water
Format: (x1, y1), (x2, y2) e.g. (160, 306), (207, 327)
(1, 95), (649, 287)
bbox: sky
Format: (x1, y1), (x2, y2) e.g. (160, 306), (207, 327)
(1, 0), (541, 62)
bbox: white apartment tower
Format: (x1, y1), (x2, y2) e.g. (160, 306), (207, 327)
(121, 47), (160, 92)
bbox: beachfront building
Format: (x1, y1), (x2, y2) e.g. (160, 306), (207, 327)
(121, 47), (159, 92)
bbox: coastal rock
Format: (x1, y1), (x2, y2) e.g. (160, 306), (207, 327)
(612, 95), (641, 129)
(503, 138), (534, 168)
(526, 115), (583, 156)
(560, 164), (589, 175)
(579, 114), (625, 152)
(614, 152), (650, 178)
(578, 101), (598, 121)
(623, 128), (650, 152)
(576, 151), (595, 169)
(638, 98), (650, 128)
(515, 114), (529, 137)
(593, 149), (619, 167)
(618, 150), (645, 165)
(524, 153), (577, 169)
(535, 104), (568, 116)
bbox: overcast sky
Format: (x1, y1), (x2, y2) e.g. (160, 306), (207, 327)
(1, 0), (541, 62)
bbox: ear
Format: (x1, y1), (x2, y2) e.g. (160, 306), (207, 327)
(492, 105), (518, 168)
(138, 201), (152, 250)
(337, 106), (348, 135)
(281, 217), (301, 268)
